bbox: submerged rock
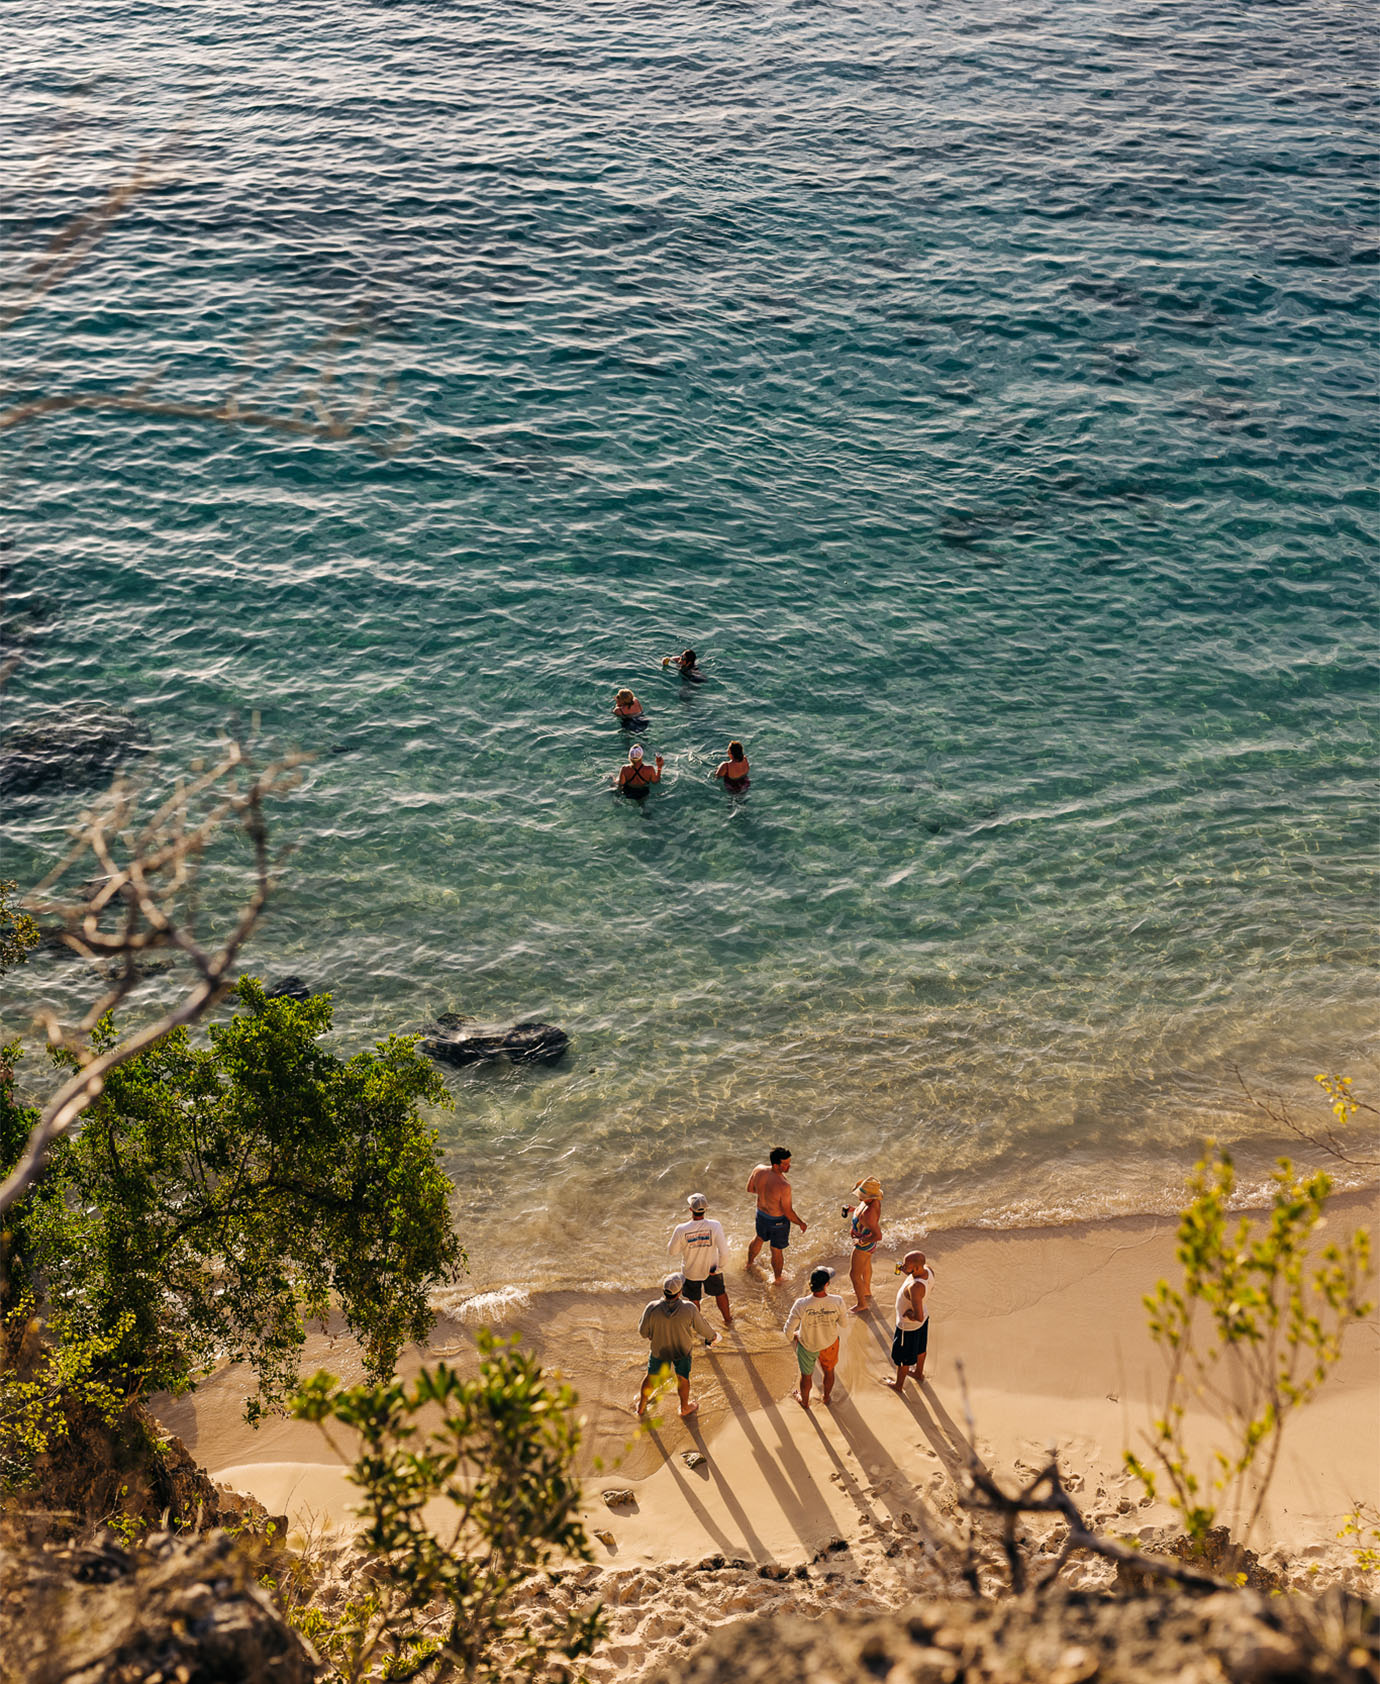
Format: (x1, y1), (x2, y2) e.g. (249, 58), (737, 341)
(423, 1020), (570, 1068)
(266, 975), (313, 1002)
(0, 704), (150, 795)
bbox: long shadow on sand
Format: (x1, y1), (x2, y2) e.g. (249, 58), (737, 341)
(645, 1424), (740, 1558)
(706, 1348), (826, 1559)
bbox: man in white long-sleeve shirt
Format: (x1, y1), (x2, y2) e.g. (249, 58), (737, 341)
(667, 1193), (733, 1327)
(782, 1266), (847, 1409)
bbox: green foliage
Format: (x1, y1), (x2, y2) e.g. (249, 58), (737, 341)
(8, 977), (463, 1417)
(0, 1291), (132, 1493)
(0, 879), (39, 977)
(1337, 1503), (1380, 1575)
(1125, 1144), (1373, 1544)
(291, 1332), (605, 1684)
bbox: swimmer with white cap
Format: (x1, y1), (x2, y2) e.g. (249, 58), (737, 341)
(616, 740), (663, 797)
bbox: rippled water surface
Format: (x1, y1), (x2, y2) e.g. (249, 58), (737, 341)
(3, 0), (1376, 1292)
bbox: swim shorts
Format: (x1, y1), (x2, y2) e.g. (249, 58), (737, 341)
(755, 1210), (791, 1249)
(795, 1338), (840, 1377)
(891, 1322), (928, 1368)
(648, 1353), (693, 1380)
(682, 1272), (726, 1302)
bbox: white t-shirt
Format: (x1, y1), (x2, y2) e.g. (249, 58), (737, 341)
(668, 1217), (728, 1282)
(895, 1267), (931, 1332)
(783, 1292), (847, 1353)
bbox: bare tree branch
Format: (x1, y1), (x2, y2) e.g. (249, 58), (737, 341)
(1227, 1063), (1378, 1171)
(951, 1360), (1226, 1597)
(1, 151), (412, 457)
(0, 745), (303, 1216)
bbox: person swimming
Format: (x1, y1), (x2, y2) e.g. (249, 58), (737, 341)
(612, 687), (647, 722)
(617, 742), (663, 797)
(714, 740), (750, 793)
(662, 647), (703, 680)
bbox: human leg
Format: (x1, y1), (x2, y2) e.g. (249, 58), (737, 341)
(793, 1340), (819, 1408)
(770, 1245), (785, 1283)
(818, 1339), (840, 1404)
(715, 1293), (733, 1325)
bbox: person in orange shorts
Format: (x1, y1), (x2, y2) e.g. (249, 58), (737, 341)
(782, 1266), (847, 1408)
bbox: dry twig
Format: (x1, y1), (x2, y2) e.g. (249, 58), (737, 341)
(952, 1360), (1225, 1596)
(0, 741), (303, 1215)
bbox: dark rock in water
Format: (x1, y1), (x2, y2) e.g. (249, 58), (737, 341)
(0, 704), (150, 795)
(423, 1020), (570, 1068)
(267, 975), (312, 1002)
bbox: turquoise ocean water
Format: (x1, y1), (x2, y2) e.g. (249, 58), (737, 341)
(3, 0), (1376, 1300)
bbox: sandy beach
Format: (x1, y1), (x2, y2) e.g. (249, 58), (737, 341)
(154, 1193), (1380, 1679)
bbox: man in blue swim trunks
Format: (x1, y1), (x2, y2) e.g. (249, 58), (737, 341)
(637, 1272), (720, 1418)
(745, 1146), (808, 1285)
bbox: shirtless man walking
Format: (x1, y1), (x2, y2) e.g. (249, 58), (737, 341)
(745, 1146), (807, 1285)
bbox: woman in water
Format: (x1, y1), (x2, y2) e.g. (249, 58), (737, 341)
(714, 740), (750, 793)
(845, 1177), (883, 1313)
(662, 647), (702, 680)
(612, 687), (646, 722)
(616, 742), (663, 797)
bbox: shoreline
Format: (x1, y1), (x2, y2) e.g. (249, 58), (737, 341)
(157, 1193), (1378, 1635)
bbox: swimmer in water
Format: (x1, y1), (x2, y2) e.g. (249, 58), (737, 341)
(661, 647), (702, 679)
(612, 687), (645, 720)
(714, 740), (750, 793)
(617, 742), (663, 797)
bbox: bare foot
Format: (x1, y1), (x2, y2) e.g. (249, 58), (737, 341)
(635, 1396), (648, 1417)
(848, 1303), (870, 1315)
(679, 1401), (699, 1417)
(772, 1275), (785, 1287)
(791, 1389), (811, 1409)
(882, 1377), (906, 1393)
(722, 1315), (734, 1328)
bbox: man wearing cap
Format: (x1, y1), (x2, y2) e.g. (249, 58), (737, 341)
(885, 1250), (933, 1395)
(637, 1273), (720, 1418)
(782, 1266), (847, 1409)
(668, 1194), (733, 1327)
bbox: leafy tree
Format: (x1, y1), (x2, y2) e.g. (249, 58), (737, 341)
(1125, 1145), (1373, 1545)
(0, 880), (39, 976)
(10, 977), (462, 1418)
(292, 1334), (604, 1684)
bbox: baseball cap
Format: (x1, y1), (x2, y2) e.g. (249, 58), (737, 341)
(663, 1272), (684, 1297)
(687, 1192), (707, 1211)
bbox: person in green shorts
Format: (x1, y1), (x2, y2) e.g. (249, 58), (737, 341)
(637, 1272), (720, 1418)
(782, 1266), (847, 1409)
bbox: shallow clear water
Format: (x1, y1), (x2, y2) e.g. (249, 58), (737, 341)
(3, 0), (1376, 1294)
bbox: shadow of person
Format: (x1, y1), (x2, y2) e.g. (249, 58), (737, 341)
(705, 1348), (826, 1558)
(679, 1415), (770, 1561)
(644, 1425), (738, 1557)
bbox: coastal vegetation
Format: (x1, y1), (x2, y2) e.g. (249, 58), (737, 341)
(1125, 1145), (1373, 1552)
(290, 1337), (604, 1683)
(3, 978), (462, 1421)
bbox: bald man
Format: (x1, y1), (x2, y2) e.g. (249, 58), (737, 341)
(884, 1249), (933, 1393)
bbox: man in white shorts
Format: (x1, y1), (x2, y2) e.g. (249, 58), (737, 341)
(667, 1193), (733, 1327)
(782, 1265), (847, 1409)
